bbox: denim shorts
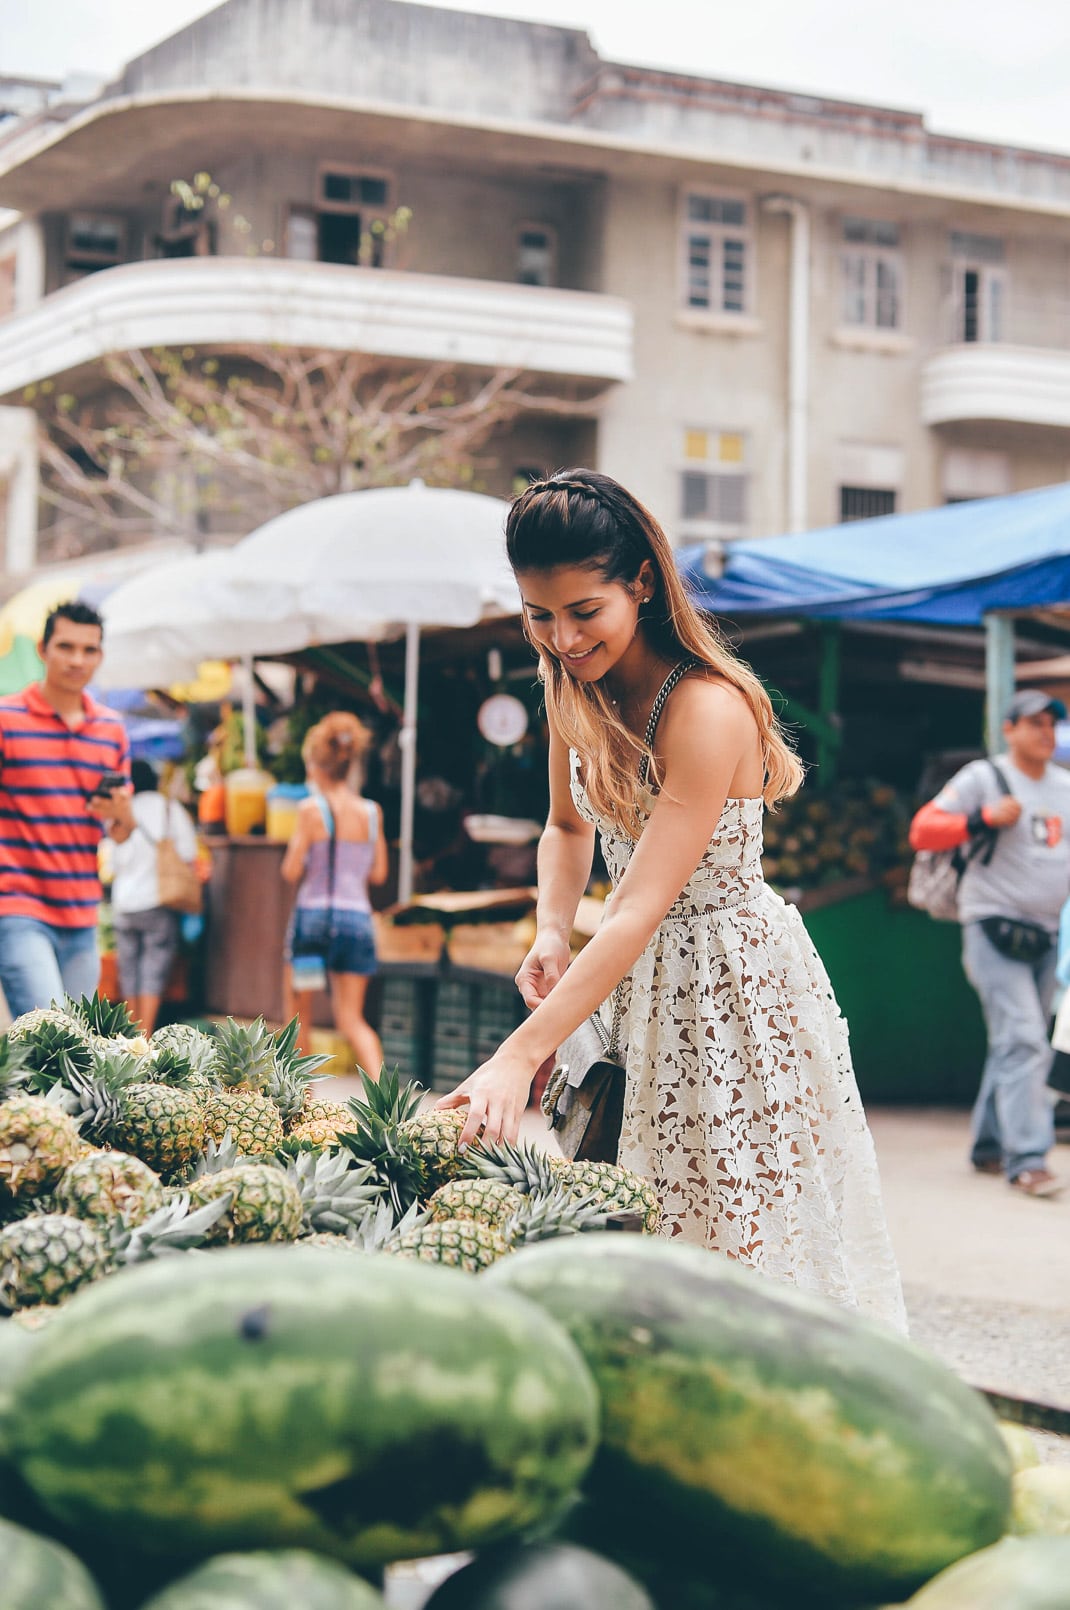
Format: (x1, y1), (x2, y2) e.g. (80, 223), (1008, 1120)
(286, 907), (378, 977)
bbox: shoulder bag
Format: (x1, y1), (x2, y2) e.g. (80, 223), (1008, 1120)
(140, 800), (202, 916)
(907, 759), (1009, 924)
(540, 659), (697, 1162)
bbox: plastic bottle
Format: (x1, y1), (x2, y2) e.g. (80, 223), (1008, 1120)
(223, 767), (274, 837)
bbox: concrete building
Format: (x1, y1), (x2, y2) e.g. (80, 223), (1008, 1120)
(0, 0), (1069, 572)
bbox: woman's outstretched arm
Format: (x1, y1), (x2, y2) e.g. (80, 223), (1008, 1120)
(437, 678), (756, 1144)
(515, 721), (597, 1010)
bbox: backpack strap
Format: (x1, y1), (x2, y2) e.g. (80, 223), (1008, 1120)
(975, 759), (1013, 867)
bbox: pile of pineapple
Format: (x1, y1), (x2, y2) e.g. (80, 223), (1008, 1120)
(762, 776), (912, 895)
(0, 994), (661, 1324)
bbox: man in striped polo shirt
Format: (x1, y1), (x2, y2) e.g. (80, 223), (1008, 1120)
(0, 602), (134, 1017)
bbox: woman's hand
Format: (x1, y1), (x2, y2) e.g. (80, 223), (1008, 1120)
(515, 932), (571, 1010)
(434, 1048), (539, 1148)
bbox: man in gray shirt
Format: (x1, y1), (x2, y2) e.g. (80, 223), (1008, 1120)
(911, 690), (1070, 1196)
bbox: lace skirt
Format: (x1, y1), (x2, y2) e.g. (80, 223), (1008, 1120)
(616, 883), (907, 1333)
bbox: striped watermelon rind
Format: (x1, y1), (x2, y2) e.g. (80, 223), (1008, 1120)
(8, 1244), (598, 1571)
(138, 1547), (386, 1608)
(485, 1234), (1012, 1604)
(0, 1515), (106, 1609)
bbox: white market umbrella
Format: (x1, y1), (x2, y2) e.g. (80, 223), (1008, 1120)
(100, 484), (518, 902)
(98, 549), (304, 691)
(234, 483), (517, 903)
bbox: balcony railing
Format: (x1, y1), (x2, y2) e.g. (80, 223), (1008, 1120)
(0, 256), (634, 398)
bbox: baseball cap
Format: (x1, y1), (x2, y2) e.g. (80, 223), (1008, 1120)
(1005, 689), (1068, 723)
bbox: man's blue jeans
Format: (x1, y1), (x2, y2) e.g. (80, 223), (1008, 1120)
(962, 920), (1057, 1179)
(0, 915), (100, 1020)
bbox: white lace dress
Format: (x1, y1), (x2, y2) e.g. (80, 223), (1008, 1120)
(570, 753), (907, 1334)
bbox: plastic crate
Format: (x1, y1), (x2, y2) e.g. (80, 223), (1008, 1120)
(429, 970), (526, 1092)
(377, 973), (433, 1086)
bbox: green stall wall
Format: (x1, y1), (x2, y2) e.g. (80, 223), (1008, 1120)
(802, 889), (986, 1105)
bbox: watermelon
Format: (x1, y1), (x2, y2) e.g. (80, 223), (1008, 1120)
(0, 1322), (51, 1532)
(902, 1535), (1070, 1605)
(137, 1548), (386, 1608)
(485, 1235), (1011, 1606)
(0, 1514), (105, 1608)
(423, 1539), (656, 1608)
(7, 1245), (598, 1575)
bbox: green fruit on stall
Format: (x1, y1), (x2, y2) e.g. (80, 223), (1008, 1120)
(999, 1421), (1042, 1474)
(901, 1535), (1070, 1606)
(136, 1547), (386, 1609)
(0, 1514), (106, 1609)
(7, 1244), (599, 1575)
(422, 1539), (656, 1609)
(484, 1235), (1012, 1607)
(1009, 1465), (1070, 1537)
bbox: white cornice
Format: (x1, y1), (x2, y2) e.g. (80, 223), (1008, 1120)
(2, 87), (1070, 218)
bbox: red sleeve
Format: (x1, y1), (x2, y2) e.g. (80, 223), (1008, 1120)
(909, 800), (970, 851)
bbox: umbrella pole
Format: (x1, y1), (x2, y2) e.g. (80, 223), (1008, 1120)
(241, 654), (258, 769)
(398, 623), (420, 906)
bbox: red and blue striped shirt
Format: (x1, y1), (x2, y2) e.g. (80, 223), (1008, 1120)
(0, 684), (130, 928)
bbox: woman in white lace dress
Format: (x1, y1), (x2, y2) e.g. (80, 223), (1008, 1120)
(438, 470), (905, 1331)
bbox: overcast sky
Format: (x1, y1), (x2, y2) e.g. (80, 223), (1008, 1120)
(3, 0), (1070, 156)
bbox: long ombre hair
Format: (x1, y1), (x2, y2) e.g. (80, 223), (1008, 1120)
(506, 470), (803, 837)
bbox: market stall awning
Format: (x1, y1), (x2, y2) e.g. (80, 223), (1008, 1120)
(679, 481), (1070, 624)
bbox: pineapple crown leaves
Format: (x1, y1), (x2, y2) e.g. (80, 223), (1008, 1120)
(335, 1123), (426, 1219)
(19, 1024), (96, 1093)
(210, 1017), (277, 1092)
(347, 1197), (426, 1253)
(145, 1044), (199, 1088)
(0, 1033), (32, 1100)
(272, 1017), (332, 1084)
(502, 1185), (607, 1247)
(106, 1191), (230, 1265)
(150, 1022), (218, 1079)
(188, 1130), (284, 1181)
(64, 992), (138, 1041)
(284, 1148), (381, 1235)
(345, 1067), (426, 1133)
(458, 1136), (559, 1195)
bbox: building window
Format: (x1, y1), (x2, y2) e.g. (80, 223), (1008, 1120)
(949, 231), (1005, 343)
(839, 486), (896, 523)
(840, 217), (901, 329)
(289, 167), (393, 267)
(516, 226), (555, 287)
(682, 193), (750, 314)
(679, 428), (749, 536)
(65, 213), (126, 277)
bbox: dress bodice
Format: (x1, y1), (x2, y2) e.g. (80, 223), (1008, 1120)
(568, 749), (765, 916)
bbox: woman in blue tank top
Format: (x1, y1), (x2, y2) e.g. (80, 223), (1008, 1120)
(282, 712), (388, 1078)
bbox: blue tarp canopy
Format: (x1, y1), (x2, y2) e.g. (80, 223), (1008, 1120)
(679, 481), (1070, 625)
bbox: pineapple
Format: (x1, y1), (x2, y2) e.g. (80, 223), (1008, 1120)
(0, 1087), (84, 1203)
(458, 1136), (559, 1197)
(188, 1164), (303, 1245)
(335, 1070), (428, 1216)
(555, 1160), (662, 1233)
(284, 1148), (381, 1237)
(428, 1178), (525, 1229)
(287, 1104), (357, 1149)
(0, 1213), (109, 1310)
(398, 1108), (467, 1194)
(63, 1054), (206, 1180)
(204, 1019), (285, 1155)
(150, 1021), (217, 1079)
(54, 1150), (166, 1227)
(304, 1231), (360, 1251)
(393, 1216), (508, 1274)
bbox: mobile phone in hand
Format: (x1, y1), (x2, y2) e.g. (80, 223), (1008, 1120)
(87, 770), (126, 801)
